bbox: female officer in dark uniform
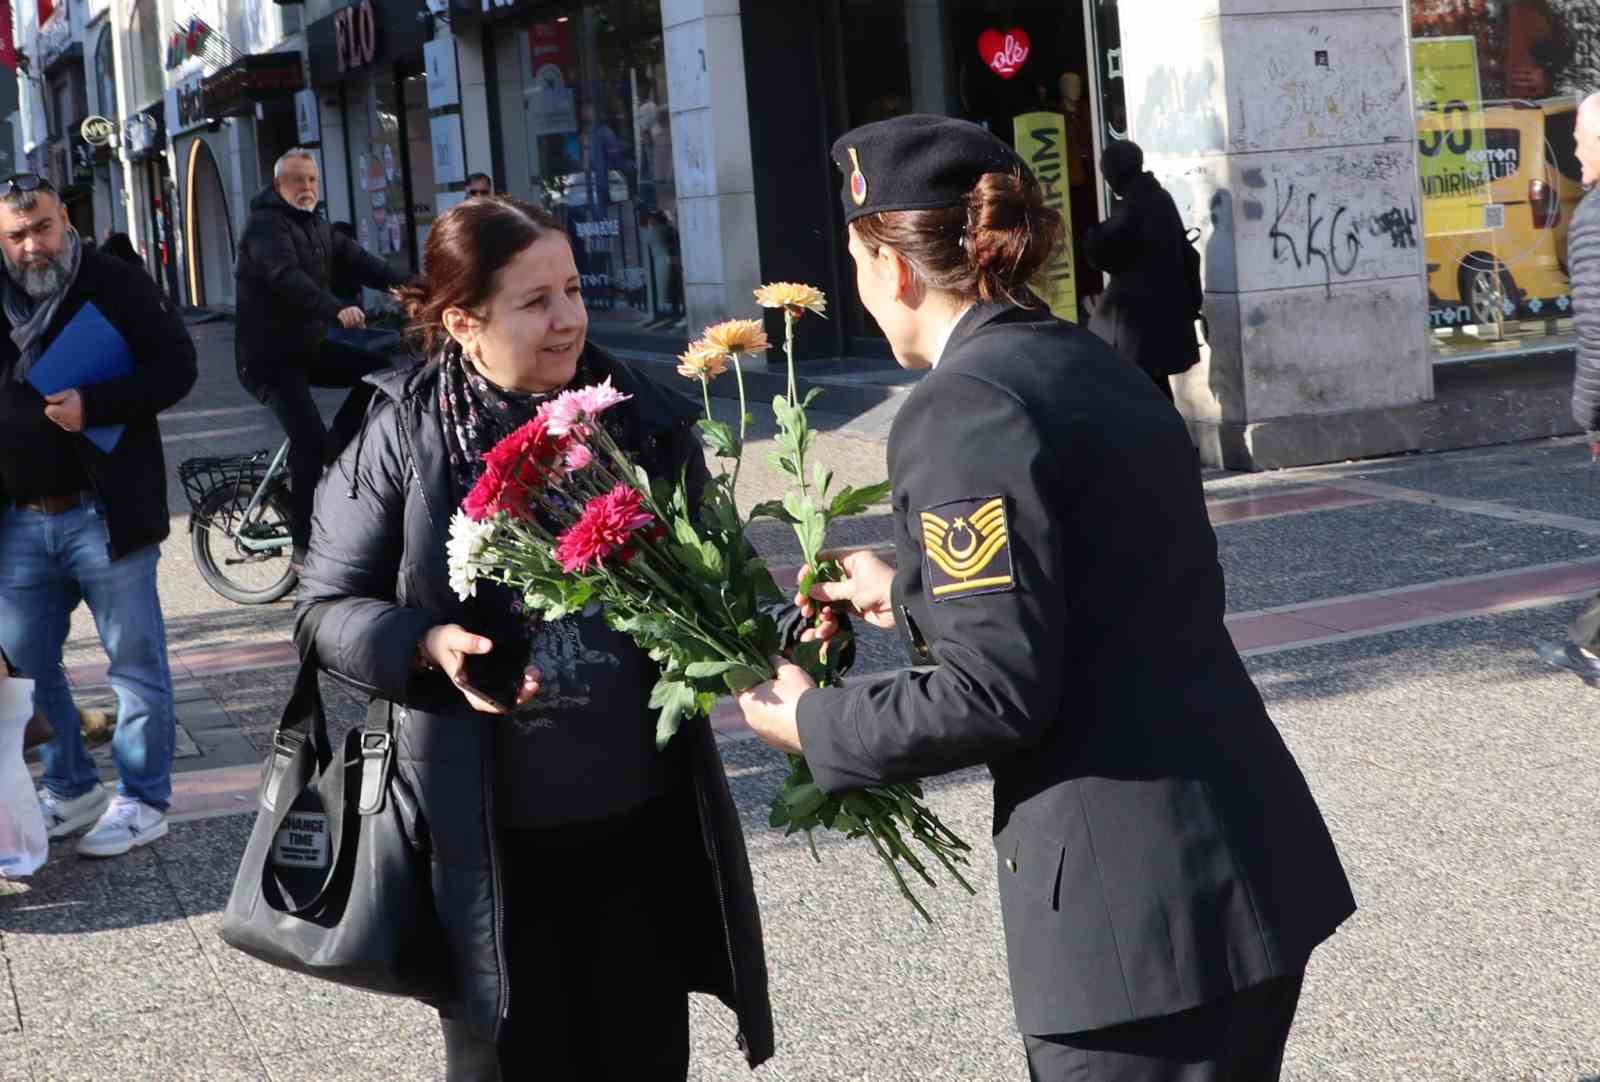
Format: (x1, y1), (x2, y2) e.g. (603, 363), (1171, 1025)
(737, 114), (1355, 1082)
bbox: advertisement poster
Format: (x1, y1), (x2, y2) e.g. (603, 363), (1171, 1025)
(1012, 111), (1077, 324)
(1412, 36), (1489, 238)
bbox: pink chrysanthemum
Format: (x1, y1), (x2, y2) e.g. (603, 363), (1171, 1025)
(554, 484), (655, 573)
(540, 377), (631, 437)
(563, 443), (593, 473)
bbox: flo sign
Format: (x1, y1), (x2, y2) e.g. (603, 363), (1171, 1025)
(79, 115), (117, 147)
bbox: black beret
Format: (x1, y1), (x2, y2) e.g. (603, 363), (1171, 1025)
(830, 114), (1022, 224)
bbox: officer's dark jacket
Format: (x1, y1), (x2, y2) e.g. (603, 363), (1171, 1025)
(797, 302), (1355, 1036)
(1569, 187), (1600, 431)
(1083, 171), (1201, 379)
(233, 187), (405, 383)
(0, 248), (196, 560)
(293, 346), (773, 1065)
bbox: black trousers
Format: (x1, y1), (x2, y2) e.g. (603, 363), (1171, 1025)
(242, 341), (386, 553)
(439, 792), (705, 1082)
(1024, 971), (1306, 1082)
(1570, 593), (1600, 651)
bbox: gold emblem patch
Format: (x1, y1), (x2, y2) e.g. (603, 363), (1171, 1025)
(920, 495), (1014, 600)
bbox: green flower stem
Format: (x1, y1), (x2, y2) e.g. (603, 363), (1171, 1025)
(731, 354), (748, 501)
(784, 310), (798, 406)
(699, 374), (713, 424)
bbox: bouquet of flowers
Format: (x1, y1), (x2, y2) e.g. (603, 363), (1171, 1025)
(446, 283), (972, 921)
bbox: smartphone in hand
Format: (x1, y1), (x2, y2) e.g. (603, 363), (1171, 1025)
(459, 645), (526, 713)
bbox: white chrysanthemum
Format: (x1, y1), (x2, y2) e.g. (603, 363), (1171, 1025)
(447, 510), (498, 601)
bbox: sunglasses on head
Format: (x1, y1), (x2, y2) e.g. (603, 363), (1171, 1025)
(0, 173), (54, 197)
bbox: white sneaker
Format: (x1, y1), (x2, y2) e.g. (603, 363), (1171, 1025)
(75, 796), (168, 858)
(37, 784), (110, 839)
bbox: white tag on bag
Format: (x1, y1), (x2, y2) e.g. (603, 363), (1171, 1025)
(272, 811), (330, 869)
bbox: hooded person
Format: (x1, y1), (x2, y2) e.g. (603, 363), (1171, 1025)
(1083, 139), (1202, 401)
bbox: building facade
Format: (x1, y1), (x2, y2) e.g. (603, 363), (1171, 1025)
(13, 0), (1594, 468)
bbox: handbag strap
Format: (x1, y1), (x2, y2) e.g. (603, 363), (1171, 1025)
(260, 647), (333, 814)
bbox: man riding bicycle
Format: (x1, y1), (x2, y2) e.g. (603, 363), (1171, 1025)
(234, 148), (408, 571)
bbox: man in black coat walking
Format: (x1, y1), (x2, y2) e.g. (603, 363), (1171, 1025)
(0, 174), (197, 857)
(1083, 140), (1201, 402)
(1538, 93), (1600, 684)
(234, 148), (407, 567)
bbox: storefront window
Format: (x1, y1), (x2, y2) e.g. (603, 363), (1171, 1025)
(1410, 1), (1586, 361)
(342, 69), (435, 285)
(493, 4), (684, 335)
(127, 0), (163, 109)
(826, 0), (1100, 340)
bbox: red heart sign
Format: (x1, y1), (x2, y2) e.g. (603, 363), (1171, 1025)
(978, 28), (1031, 80)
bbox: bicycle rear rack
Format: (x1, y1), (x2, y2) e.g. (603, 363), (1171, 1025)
(178, 450), (272, 528)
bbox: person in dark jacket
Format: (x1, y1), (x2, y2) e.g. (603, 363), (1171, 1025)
(737, 115), (1354, 1082)
(1082, 140), (1201, 401)
(294, 196), (773, 1080)
(97, 231), (143, 269)
(0, 174), (197, 859)
(234, 148), (407, 568)
(1537, 93), (1600, 684)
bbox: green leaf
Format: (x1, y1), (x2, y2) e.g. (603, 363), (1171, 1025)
(783, 782), (827, 818)
(812, 462), (833, 498)
(634, 465), (653, 489)
(797, 511), (827, 563)
(771, 394), (796, 429)
(721, 665), (764, 693)
(684, 660), (742, 678)
(782, 490), (814, 522)
(695, 418), (739, 458)
(801, 386), (825, 409)
(650, 679), (697, 749)
(748, 499), (797, 524)
(769, 802), (789, 829)
(830, 480), (893, 518)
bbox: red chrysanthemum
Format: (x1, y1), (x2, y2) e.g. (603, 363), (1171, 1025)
(461, 416), (572, 521)
(554, 484), (655, 573)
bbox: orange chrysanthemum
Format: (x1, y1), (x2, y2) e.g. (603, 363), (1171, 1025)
(754, 282), (827, 318)
(700, 318), (771, 356)
(676, 340), (730, 381)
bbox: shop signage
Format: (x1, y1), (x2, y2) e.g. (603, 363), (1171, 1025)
(1412, 36), (1486, 239)
(423, 38), (458, 108)
(309, 0), (425, 85)
(124, 112), (161, 159)
(37, 8), (70, 71)
(79, 115), (115, 146)
(295, 88), (320, 144)
(430, 113), (463, 184)
(335, 0), (378, 73)
(1013, 112), (1076, 323)
(978, 27), (1030, 80)
(448, 0), (533, 18)
(201, 52), (305, 118)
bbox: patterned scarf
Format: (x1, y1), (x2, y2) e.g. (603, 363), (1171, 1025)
(4, 227), (83, 382)
(437, 343), (605, 501)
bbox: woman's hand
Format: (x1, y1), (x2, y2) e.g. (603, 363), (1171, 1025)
(802, 550), (897, 632)
(736, 659), (816, 753)
(419, 624), (542, 715)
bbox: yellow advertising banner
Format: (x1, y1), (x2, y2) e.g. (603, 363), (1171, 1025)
(1013, 111), (1076, 323)
(1412, 36), (1489, 237)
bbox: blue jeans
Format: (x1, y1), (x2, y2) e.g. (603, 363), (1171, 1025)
(0, 502), (176, 811)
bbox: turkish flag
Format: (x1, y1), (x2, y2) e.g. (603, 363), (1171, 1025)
(0, 0), (17, 71)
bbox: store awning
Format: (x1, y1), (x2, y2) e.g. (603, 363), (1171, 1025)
(200, 52), (305, 118)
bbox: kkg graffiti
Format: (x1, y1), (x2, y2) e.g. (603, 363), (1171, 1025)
(1267, 182), (1421, 294)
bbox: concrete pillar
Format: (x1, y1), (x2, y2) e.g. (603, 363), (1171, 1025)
(1119, 1), (1432, 469)
(661, 0), (757, 334)
(453, 22), (493, 183)
(905, 0), (952, 115)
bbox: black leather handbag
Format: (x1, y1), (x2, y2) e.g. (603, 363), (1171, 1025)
(219, 650), (447, 1000)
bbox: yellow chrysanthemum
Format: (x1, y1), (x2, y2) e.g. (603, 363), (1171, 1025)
(676, 341), (730, 381)
(754, 282), (827, 318)
(701, 318), (771, 356)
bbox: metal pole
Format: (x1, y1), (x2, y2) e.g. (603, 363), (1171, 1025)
(109, 0), (141, 254)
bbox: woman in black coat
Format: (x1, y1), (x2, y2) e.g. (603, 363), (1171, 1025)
(293, 197), (772, 1080)
(1083, 140), (1201, 401)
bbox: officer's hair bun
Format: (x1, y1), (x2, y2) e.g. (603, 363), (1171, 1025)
(850, 167), (1060, 307)
(965, 170), (1059, 303)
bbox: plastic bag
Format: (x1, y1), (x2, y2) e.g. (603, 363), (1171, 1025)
(0, 676), (48, 877)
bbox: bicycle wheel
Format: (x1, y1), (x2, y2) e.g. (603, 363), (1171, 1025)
(191, 481), (298, 605)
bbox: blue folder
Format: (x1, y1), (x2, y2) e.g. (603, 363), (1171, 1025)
(23, 302), (136, 453)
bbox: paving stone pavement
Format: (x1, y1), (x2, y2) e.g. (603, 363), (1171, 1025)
(6, 322), (1600, 1078)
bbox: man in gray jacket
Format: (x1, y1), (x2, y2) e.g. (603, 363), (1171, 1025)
(1538, 93), (1600, 685)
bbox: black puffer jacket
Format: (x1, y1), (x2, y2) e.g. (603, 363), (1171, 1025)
(0, 248), (196, 559)
(1084, 172), (1201, 380)
(233, 187), (405, 384)
(1570, 187), (1600, 432)
(292, 347), (774, 1066)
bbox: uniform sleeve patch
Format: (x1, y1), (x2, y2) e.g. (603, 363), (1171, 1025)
(919, 494), (1015, 601)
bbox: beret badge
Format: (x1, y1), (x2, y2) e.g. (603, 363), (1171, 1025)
(847, 146), (868, 207)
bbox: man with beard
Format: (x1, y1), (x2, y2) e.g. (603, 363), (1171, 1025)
(234, 148), (407, 569)
(0, 173), (196, 857)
